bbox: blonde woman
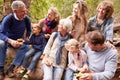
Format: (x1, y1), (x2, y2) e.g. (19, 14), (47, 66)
(64, 39), (88, 80)
(88, 1), (114, 47)
(67, 0), (88, 45)
(38, 7), (60, 41)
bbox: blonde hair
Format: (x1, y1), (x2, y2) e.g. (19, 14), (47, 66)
(38, 20), (45, 28)
(59, 18), (73, 32)
(65, 39), (79, 50)
(32, 23), (42, 32)
(97, 1), (114, 19)
(48, 7), (60, 24)
(72, 0), (88, 35)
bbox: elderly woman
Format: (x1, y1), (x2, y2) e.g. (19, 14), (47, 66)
(88, 1), (114, 47)
(42, 18), (73, 80)
(67, 0), (88, 45)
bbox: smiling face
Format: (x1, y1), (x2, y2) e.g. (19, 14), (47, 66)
(32, 24), (41, 35)
(73, 3), (79, 16)
(69, 46), (79, 54)
(96, 1), (114, 19)
(97, 5), (106, 19)
(57, 24), (67, 35)
(14, 6), (27, 20)
(47, 9), (56, 21)
(65, 39), (80, 54)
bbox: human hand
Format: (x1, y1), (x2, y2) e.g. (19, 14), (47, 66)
(9, 39), (21, 48)
(105, 41), (115, 49)
(79, 73), (92, 80)
(44, 34), (50, 39)
(17, 38), (24, 45)
(81, 65), (89, 73)
(69, 30), (76, 37)
(45, 58), (53, 66)
(40, 54), (44, 60)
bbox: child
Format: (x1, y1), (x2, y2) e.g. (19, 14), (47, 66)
(18, 23), (46, 80)
(64, 39), (88, 80)
(38, 7), (60, 41)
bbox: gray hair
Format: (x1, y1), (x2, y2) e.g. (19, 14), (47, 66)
(59, 19), (73, 32)
(11, 0), (26, 11)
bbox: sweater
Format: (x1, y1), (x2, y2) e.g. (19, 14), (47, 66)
(84, 43), (118, 80)
(24, 33), (46, 53)
(0, 14), (31, 41)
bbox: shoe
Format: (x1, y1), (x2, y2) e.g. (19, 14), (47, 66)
(7, 71), (15, 78)
(18, 69), (27, 77)
(0, 73), (5, 80)
(21, 74), (29, 80)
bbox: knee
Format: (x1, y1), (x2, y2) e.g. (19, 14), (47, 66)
(25, 53), (30, 58)
(43, 75), (52, 80)
(0, 40), (5, 47)
(20, 44), (30, 50)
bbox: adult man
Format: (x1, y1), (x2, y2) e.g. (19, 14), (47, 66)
(81, 30), (118, 80)
(0, 1), (31, 79)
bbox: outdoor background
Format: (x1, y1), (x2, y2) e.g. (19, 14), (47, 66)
(0, 0), (120, 23)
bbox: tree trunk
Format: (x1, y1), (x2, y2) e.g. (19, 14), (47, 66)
(3, 0), (31, 15)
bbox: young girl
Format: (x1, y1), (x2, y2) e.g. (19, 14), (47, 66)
(38, 7), (60, 41)
(64, 39), (88, 80)
(18, 23), (46, 80)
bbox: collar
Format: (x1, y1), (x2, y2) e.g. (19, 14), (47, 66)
(14, 13), (20, 20)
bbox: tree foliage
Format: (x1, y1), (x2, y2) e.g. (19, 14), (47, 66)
(0, 0), (120, 23)
(29, 0), (75, 22)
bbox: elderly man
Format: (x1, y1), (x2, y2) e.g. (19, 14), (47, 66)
(0, 1), (31, 79)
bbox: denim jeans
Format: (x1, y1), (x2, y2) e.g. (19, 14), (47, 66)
(64, 68), (75, 80)
(43, 64), (64, 80)
(22, 49), (42, 71)
(0, 40), (30, 73)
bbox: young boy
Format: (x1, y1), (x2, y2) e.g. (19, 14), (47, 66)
(18, 23), (46, 80)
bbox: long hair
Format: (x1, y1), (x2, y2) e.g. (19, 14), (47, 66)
(47, 7), (60, 25)
(71, 0), (88, 35)
(97, 1), (114, 19)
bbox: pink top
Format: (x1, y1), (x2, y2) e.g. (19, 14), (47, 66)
(68, 49), (87, 71)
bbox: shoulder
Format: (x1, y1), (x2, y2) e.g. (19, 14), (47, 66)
(89, 15), (96, 21)
(24, 15), (31, 21)
(67, 15), (74, 21)
(51, 32), (57, 36)
(2, 14), (13, 22)
(80, 49), (87, 55)
(108, 47), (118, 55)
(106, 16), (114, 23)
(40, 33), (45, 38)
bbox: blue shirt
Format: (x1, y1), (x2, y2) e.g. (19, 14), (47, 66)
(88, 15), (114, 42)
(24, 33), (46, 53)
(0, 14), (31, 41)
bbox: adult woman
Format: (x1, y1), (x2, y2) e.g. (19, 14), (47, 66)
(38, 7), (60, 41)
(88, 1), (114, 45)
(67, 0), (88, 45)
(42, 18), (73, 80)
